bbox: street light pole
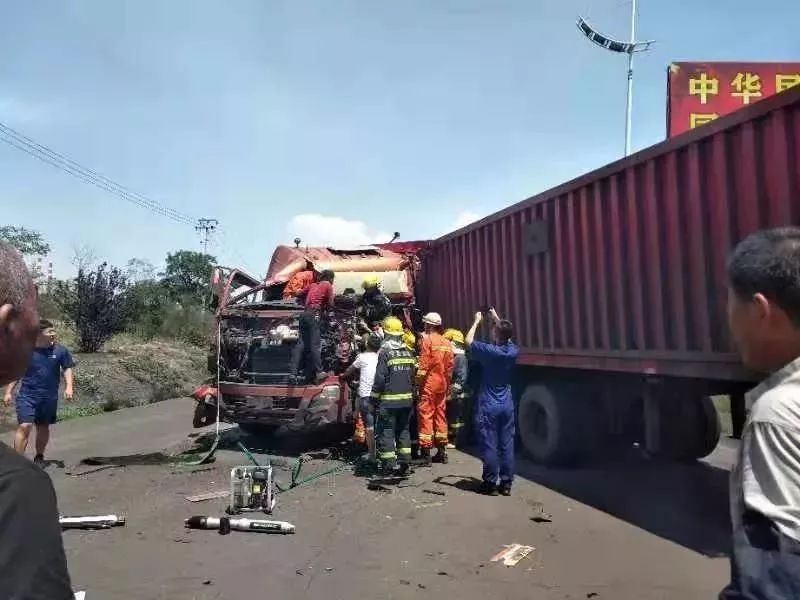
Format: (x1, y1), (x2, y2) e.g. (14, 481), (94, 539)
(624, 0), (637, 157)
(576, 2), (654, 158)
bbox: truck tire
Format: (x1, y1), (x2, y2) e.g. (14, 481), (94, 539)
(517, 383), (598, 466)
(192, 401), (217, 428)
(692, 395), (722, 459)
(656, 394), (721, 461)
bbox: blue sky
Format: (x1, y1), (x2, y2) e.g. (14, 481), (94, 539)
(2, 0), (798, 278)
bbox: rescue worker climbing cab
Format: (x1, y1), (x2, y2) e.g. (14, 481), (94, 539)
(192, 242), (427, 436)
(371, 316), (416, 474)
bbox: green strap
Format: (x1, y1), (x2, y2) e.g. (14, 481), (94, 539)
(387, 358), (416, 366)
(380, 392), (413, 401)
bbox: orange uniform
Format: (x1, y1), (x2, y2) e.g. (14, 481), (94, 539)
(416, 331), (454, 449)
(282, 270), (315, 300)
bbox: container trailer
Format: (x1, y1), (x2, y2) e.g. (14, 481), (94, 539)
(420, 86), (800, 464)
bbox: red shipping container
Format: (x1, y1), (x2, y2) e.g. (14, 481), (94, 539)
(422, 85), (800, 383)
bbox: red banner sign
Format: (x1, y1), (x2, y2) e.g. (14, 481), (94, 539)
(667, 62), (800, 137)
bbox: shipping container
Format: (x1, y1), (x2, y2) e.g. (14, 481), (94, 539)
(420, 85), (800, 465)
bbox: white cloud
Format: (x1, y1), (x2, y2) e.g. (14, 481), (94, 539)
(450, 210), (482, 232)
(287, 213), (392, 247)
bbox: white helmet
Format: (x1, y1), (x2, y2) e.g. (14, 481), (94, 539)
(422, 312), (442, 327)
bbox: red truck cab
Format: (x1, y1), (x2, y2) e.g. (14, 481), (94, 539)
(193, 242), (426, 435)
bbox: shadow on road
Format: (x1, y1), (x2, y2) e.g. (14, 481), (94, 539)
(462, 444), (732, 558)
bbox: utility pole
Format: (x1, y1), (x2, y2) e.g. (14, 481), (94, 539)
(624, 0), (637, 157)
(195, 218), (219, 255)
(576, 2), (654, 157)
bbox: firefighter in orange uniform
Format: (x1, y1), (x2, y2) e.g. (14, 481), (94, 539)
(416, 312), (454, 465)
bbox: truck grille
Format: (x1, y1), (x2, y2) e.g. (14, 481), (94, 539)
(244, 344), (295, 385)
(225, 396), (302, 410)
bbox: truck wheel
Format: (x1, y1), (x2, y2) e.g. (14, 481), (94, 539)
(517, 383), (597, 466)
(192, 401), (217, 428)
(692, 395), (721, 459)
(655, 393), (720, 461)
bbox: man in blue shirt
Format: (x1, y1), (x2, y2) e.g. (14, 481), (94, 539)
(466, 309), (519, 496)
(4, 319), (74, 466)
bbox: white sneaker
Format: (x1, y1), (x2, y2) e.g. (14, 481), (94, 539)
(446, 443), (456, 450)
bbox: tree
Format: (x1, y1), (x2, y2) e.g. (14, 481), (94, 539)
(0, 226), (50, 256)
(56, 263), (132, 353)
(125, 258), (156, 283)
(161, 251), (216, 302)
(71, 243), (98, 271)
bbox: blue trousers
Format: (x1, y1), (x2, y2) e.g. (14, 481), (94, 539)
(476, 401), (515, 487)
(719, 511), (800, 599)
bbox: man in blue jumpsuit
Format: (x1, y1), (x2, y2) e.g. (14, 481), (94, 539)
(466, 309), (518, 496)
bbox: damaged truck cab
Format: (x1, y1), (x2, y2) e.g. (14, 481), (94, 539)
(193, 243), (426, 436)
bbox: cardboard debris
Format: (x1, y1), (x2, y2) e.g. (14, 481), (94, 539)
(74, 593), (86, 600)
(490, 544), (535, 567)
(415, 501), (447, 510)
(185, 490), (229, 502)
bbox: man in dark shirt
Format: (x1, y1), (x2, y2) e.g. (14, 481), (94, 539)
(5, 319), (75, 465)
(0, 241), (74, 599)
(289, 269), (335, 384)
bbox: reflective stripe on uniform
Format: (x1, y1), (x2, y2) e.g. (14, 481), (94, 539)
(380, 392), (413, 401)
(397, 447), (412, 455)
(387, 358), (416, 366)
(418, 433), (433, 441)
(379, 451), (397, 460)
(432, 346), (452, 352)
(450, 422), (464, 429)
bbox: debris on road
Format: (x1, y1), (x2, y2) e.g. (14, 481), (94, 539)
(422, 489), (445, 496)
(490, 544), (535, 567)
(65, 465), (124, 477)
(60, 515), (126, 530)
(367, 481), (392, 492)
(415, 501), (447, 510)
(185, 490), (228, 502)
(74, 592), (86, 600)
(184, 515), (295, 534)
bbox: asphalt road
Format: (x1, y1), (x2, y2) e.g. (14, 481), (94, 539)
(7, 399), (735, 600)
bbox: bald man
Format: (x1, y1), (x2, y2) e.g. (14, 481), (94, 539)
(0, 241), (73, 598)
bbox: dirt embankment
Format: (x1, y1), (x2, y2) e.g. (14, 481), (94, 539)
(0, 336), (208, 430)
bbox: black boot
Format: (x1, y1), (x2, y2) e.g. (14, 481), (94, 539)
(432, 448), (448, 464)
(419, 448), (432, 467)
(479, 481), (499, 496)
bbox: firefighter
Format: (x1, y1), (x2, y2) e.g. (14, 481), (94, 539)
(416, 312), (454, 465)
(402, 329), (420, 459)
(443, 328), (468, 449)
(359, 276), (392, 333)
(371, 316), (416, 475)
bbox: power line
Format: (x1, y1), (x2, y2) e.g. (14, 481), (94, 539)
(0, 121), (194, 225)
